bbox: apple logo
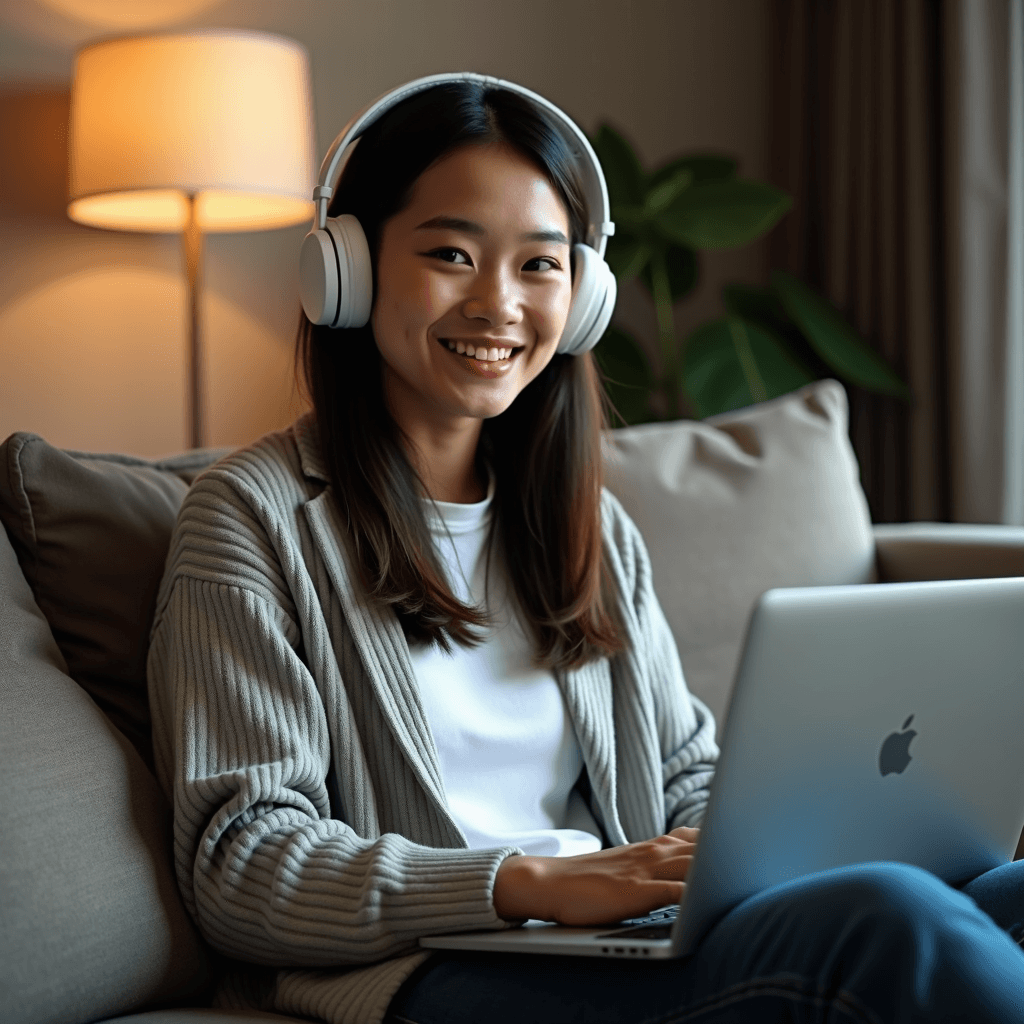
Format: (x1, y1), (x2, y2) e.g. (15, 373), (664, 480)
(879, 715), (917, 776)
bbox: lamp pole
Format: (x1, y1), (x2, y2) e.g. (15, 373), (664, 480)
(182, 194), (204, 450)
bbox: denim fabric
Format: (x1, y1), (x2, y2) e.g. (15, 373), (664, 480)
(385, 861), (1024, 1024)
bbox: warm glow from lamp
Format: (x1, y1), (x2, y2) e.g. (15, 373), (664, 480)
(68, 31), (315, 231)
(67, 189), (313, 232)
(66, 29), (316, 448)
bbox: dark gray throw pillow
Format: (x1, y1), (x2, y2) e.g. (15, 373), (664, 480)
(0, 432), (230, 767)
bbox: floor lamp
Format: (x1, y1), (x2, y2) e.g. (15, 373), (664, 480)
(66, 30), (315, 449)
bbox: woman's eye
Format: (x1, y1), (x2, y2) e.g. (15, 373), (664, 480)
(525, 257), (561, 272)
(428, 247), (470, 265)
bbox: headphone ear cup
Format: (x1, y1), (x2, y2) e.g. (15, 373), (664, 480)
(557, 244), (617, 356)
(299, 227), (339, 325)
(298, 214), (373, 328)
(324, 214), (373, 328)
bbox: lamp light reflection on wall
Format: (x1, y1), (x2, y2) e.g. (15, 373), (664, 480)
(67, 30), (315, 448)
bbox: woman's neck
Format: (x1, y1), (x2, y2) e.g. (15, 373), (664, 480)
(400, 417), (487, 504)
(422, 460), (488, 504)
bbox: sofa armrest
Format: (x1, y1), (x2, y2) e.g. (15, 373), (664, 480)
(873, 522), (1024, 582)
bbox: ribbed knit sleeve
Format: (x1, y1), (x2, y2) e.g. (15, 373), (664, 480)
(147, 453), (521, 972)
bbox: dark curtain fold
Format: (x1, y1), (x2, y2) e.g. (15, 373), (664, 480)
(767, 0), (951, 522)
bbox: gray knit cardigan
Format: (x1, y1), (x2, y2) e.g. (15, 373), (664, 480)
(147, 413), (719, 1024)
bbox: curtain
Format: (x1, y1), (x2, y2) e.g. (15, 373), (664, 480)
(1008, 0), (1024, 524)
(767, 0), (950, 523)
(947, 0), (1024, 524)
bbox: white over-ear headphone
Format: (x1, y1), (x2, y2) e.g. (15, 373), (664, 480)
(298, 72), (617, 357)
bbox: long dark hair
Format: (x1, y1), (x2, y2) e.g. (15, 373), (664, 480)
(295, 80), (624, 671)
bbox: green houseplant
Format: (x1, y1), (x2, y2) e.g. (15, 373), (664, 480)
(590, 125), (909, 423)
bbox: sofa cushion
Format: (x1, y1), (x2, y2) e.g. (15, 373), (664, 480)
(0, 433), (230, 767)
(0, 523), (214, 1024)
(109, 1011), (306, 1022)
(602, 379), (875, 729)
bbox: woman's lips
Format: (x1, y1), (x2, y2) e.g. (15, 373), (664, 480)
(437, 337), (521, 378)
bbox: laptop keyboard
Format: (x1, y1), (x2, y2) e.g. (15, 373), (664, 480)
(596, 905), (679, 941)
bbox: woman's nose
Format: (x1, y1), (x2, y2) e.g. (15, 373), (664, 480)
(462, 265), (523, 326)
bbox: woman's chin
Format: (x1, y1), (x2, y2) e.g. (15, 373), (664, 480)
(453, 395), (518, 422)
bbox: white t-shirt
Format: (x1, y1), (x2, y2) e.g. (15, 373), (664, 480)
(407, 470), (603, 858)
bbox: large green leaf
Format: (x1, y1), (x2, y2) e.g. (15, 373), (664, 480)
(658, 180), (792, 250)
(594, 325), (657, 425)
(604, 235), (653, 282)
(643, 168), (693, 217)
(607, 204), (646, 234)
(648, 154), (737, 191)
(683, 316), (813, 418)
(639, 243), (698, 303)
(722, 283), (792, 336)
(723, 281), (834, 382)
(592, 125), (646, 207)
(770, 271), (910, 399)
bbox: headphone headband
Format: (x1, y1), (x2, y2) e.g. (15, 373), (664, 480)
(311, 72), (614, 256)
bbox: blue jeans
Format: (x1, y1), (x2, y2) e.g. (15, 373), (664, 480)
(385, 861), (1024, 1023)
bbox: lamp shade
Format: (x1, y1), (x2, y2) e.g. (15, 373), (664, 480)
(68, 30), (315, 232)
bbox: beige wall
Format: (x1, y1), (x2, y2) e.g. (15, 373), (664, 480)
(0, 0), (769, 456)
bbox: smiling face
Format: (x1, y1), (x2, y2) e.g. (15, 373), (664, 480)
(371, 142), (574, 444)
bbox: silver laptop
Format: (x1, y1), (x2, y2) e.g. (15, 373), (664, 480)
(421, 576), (1024, 959)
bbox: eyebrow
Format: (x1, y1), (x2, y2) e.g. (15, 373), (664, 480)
(414, 215), (569, 245)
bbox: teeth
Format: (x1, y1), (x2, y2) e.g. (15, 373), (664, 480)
(441, 339), (518, 361)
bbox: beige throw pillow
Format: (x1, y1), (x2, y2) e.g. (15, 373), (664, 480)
(0, 525), (213, 1023)
(602, 379), (875, 730)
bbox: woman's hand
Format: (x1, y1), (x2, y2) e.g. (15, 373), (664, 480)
(492, 827), (699, 926)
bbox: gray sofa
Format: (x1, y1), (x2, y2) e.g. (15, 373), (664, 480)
(3, 379), (1023, 1024)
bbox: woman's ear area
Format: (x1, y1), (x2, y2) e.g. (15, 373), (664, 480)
(556, 243), (617, 357)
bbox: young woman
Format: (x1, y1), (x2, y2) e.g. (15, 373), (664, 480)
(148, 76), (1024, 1024)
